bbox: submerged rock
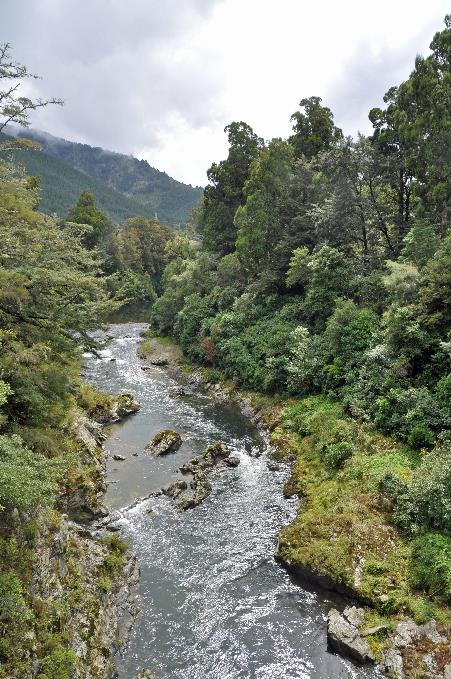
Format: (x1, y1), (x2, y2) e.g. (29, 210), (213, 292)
(145, 430), (183, 456)
(267, 460), (280, 471)
(226, 455), (241, 467)
(113, 454), (126, 461)
(327, 607), (375, 665)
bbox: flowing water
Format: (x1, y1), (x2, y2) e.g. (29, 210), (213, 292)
(84, 323), (380, 679)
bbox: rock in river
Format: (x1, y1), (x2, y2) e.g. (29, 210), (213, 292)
(136, 670), (158, 679)
(162, 442), (233, 510)
(327, 607), (375, 665)
(145, 430), (183, 456)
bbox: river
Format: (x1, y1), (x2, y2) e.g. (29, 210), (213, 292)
(84, 323), (379, 679)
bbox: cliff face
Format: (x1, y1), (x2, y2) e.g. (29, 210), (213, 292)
(31, 514), (139, 679)
(0, 397), (140, 679)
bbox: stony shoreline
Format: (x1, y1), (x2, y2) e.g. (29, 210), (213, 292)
(48, 393), (142, 679)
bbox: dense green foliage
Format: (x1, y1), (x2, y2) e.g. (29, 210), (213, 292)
(14, 128), (203, 226)
(151, 18), (451, 601)
(153, 18), (451, 447)
(0, 156), (114, 675)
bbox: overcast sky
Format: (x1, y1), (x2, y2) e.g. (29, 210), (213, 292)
(1, 0), (449, 186)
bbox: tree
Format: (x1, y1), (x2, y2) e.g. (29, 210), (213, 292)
(67, 189), (111, 248)
(402, 219), (440, 269)
(116, 216), (172, 291)
(289, 96), (342, 160)
(198, 122), (263, 255)
(235, 139), (293, 275)
(418, 233), (451, 334)
(0, 43), (62, 136)
(369, 17), (451, 240)
(0, 163), (112, 427)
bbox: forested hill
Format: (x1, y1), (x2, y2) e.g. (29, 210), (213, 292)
(14, 128), (203, 226)
(0, 131), (170, 224)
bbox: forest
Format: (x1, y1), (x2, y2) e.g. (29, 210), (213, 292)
(0, 13), (449, 679)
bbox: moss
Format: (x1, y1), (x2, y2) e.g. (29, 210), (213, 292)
(97, 532), (129, 589)
(77, 383), (114, 420)
(137, 338), (154, 356)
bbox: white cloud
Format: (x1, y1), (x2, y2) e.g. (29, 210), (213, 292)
(2, 0), (449, 185)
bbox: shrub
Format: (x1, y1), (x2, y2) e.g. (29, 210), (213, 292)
(0, 571), (33, 626)
(38, 647), (77, 679)
(410, 533), (451, 600)
(323, 441), (354, 468)
(77, 383), (113, 420)
(387, 439), (451, 533)
(0, 434), (63, 511)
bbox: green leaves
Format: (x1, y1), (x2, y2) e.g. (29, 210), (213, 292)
(199, 122), (263, 256)
(0, 434), (63, 511)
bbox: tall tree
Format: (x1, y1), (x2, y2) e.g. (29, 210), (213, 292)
(198, 122), (263, 256)
(289, 96), (342, 160)
(235, 139), (294, 276)
(369, 16), (451, 243)
(0, 43), (62, 149)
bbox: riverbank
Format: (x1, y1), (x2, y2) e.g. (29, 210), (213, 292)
(138, 329), (450, 678)
(0, 393), (140, 679)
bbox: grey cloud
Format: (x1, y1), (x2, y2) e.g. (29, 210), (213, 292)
(326, 15), (445, 136)
(1, 0), (223, 156)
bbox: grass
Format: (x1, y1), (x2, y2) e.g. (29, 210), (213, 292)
(274, 395), (450, 627)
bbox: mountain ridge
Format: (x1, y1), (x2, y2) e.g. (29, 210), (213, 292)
(7, 127), (203, 226)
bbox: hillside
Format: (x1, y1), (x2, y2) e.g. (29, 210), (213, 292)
(15, 128), (203, 226)
(0, 132), (172, 224)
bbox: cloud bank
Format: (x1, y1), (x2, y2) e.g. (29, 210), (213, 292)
(1, 0), (449, 184)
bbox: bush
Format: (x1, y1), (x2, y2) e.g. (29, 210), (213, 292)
(38, 647), (77, 679)
(323, 441), (354, 468)
(77, 384), (113, 419)
(372, 387), (447, 447)
(0, 571), (33, 626)
(0, 434), (63, 511)
(388, 439), (451, 533)
(410, 533), (451, 600)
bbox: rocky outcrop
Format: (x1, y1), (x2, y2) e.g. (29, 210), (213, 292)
(326, 607), (451, 677)
(162, 442), (238, 510)
(145, 430), (183, 456)
(327, 607), (375, 664)
(96, 393), (141, 424)
(148, 356), (169, 367)
(381, 619), (449, 679)
(31, 514), (139, 679)
(59, 414), (109, 520)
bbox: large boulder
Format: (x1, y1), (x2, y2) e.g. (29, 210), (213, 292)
(145, 430), (182, 456)
(327, 607), (375, 665)
(114, 393), (141, 419)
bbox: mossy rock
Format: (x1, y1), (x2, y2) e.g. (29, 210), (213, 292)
(145, 430), (182, 456)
